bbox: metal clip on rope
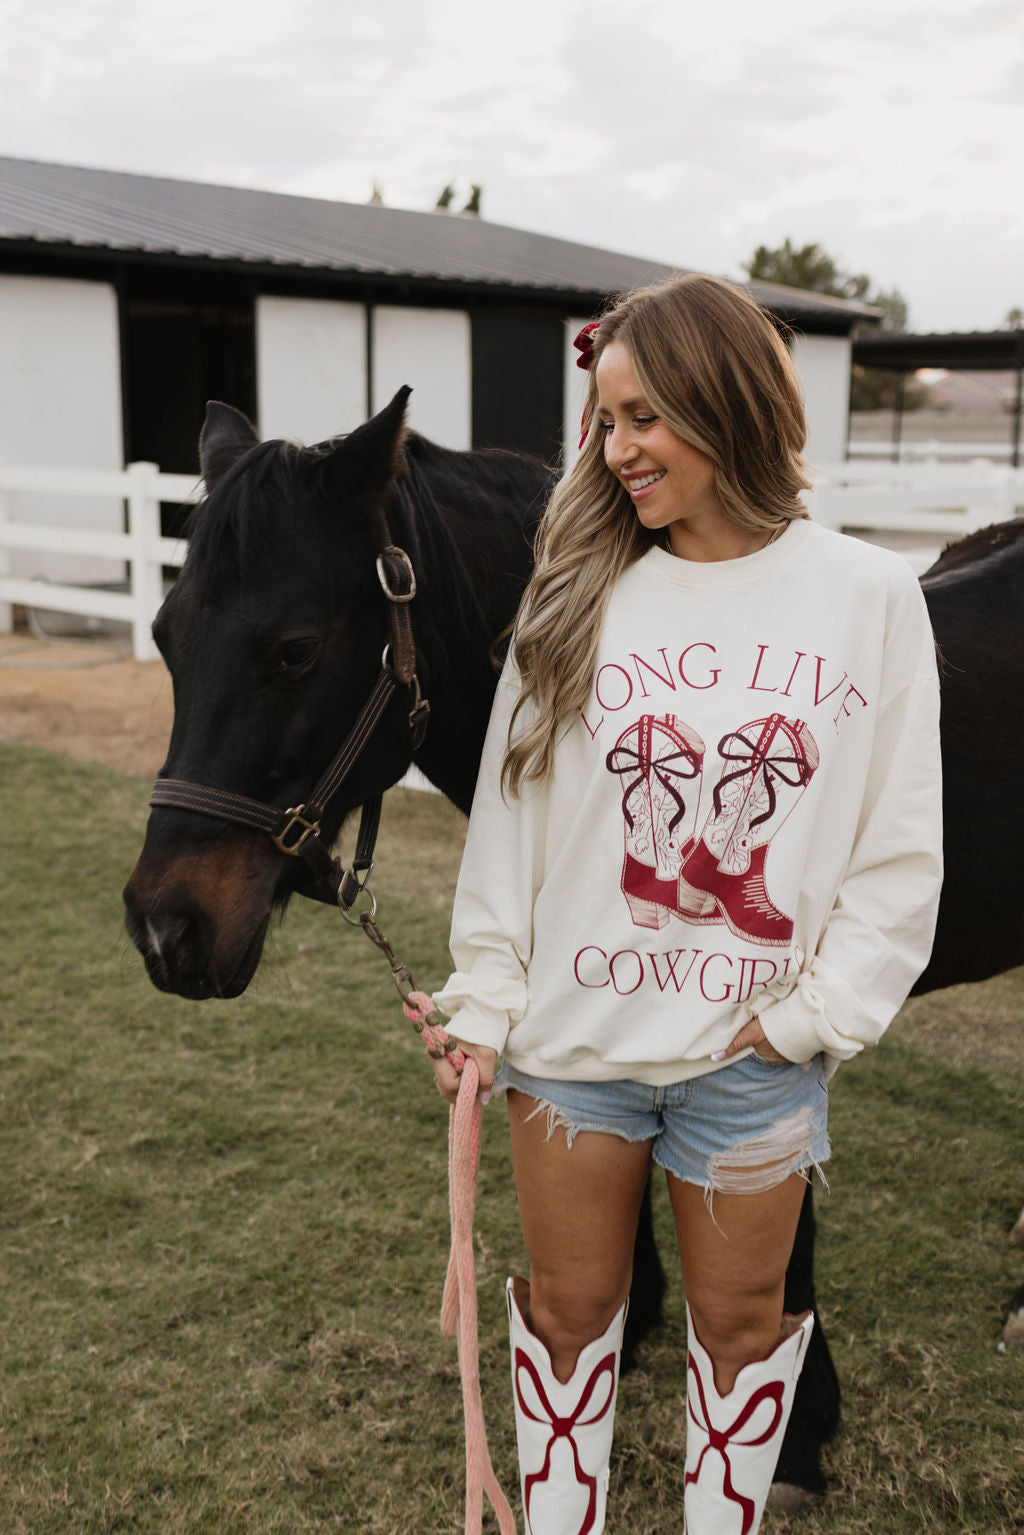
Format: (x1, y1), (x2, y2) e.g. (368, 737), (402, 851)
(348, 901), (460, 1063)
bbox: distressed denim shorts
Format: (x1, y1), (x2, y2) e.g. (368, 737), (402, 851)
(494, 1053), (830, 1199)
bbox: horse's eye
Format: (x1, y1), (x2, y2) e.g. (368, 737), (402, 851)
(273, 637), (320, 675)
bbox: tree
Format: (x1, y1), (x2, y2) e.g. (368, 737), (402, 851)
(743, 239), (906, 329)
(745, 240), (859, 301)
(867, 286), (909, 335)
(742, 239), (919, 410)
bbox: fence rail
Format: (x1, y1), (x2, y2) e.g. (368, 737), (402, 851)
(846, 439), (1016, 463)
(807, 461), (1024, 572)
(2, 460), (1023, 656)
(0, 462), (197, 660)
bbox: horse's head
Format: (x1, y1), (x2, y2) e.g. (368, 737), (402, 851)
(123, 389), (421, 999)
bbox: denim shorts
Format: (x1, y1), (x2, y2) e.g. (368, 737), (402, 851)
(494, 1054), (830, 1199)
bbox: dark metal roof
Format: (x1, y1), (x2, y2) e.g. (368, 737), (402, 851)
(854, 329), (1024, 372)
(0, 155), (875, 328)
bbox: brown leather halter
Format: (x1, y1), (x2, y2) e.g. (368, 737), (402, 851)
(148, 510), (430, 914)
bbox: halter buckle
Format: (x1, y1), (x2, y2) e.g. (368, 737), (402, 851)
(376, 546), (417, 603)
(272, 806), (321, 856)
(408, 673), (431, 749)
(337, 859), (374, 913)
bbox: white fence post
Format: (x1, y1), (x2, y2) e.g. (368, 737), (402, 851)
(125, 461), (164, 662)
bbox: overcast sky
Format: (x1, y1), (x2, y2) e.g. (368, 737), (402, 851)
(1, 0), (1020, 333)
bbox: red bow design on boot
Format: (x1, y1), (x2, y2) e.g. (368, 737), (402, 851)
(606, 721), (703, 838)
(711, 717), (817, 830)
(513, 1348), (618, 1535)
(507, 1279), (626, 1535)
(683, 1307), (814, 1535)
(685, 1354), (785, 1535)
(607, 714), (710, 930)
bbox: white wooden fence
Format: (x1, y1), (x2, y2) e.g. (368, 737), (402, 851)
(0, 462), (198, 660)
(1, 460), (1023, 660)
(807, 461), (1024, 574)
(847, 439), (1016, 464)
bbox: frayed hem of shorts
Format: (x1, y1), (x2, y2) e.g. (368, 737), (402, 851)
(518, 1094), (652, 1151)
(657, 1113), (831, 1230)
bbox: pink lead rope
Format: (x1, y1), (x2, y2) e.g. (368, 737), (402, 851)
(404, 991), (517, 1535)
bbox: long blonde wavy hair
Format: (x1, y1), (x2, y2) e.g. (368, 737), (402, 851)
(502, 272), (812, 796)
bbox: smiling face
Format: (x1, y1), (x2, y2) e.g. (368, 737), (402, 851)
(595, 339), (739, 560)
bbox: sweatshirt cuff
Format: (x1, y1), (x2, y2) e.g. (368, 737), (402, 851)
(748, 969), (865, 1066)
(430, 996), (512, 1056)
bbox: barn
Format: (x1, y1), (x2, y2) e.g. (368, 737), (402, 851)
(0, 154), (872, 583)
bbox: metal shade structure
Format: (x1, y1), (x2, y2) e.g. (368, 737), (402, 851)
(852, 329), (1024, 466)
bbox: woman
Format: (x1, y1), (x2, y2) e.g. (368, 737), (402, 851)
(431, 274), (942, 1534)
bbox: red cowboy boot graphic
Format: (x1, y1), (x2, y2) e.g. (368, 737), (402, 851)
(677, 715), (819, 947)
(606, 715), (709, 929)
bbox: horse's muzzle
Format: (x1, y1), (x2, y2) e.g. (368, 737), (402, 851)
(123, 835), (280, 998)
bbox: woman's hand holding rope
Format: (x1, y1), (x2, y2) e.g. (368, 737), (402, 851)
(400, 990), (498, 1105)
(432, 1040), (498, 1105)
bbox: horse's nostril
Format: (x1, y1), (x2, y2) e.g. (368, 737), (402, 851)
(149, 911), (190, 959)
(132, 900), (215, 993)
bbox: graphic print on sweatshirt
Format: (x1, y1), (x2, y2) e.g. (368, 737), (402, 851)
(606, 712), (820, 947)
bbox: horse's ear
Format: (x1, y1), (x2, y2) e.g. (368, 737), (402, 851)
(318, 387), (411, 503)
(200, 402), (259, 490)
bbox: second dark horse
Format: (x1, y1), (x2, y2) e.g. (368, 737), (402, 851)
(123, 392), (1024, 1509)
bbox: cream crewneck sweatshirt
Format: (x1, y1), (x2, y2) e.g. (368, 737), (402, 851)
(434, 520), (943, 1083)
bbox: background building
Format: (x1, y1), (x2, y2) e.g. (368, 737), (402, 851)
(0, 155), (872, 584)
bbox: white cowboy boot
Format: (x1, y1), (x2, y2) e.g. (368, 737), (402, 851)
(683, 1305), (814, 1535)
(507, 1277), (627, 1535)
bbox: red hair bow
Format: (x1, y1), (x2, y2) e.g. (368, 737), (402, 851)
(573, 322), (601, 447)
(573, 321), (600, 371)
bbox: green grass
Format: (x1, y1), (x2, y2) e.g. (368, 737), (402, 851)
(1, 741), (1021, 1532)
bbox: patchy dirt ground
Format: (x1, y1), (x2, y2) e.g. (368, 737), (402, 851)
(0, 634), (173, 779)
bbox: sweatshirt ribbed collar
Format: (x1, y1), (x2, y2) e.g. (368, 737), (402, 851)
(640, 517), (813, 590)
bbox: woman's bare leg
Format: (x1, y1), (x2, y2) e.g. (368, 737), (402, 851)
(507, 1088), (653, 1381)
(667, 1170), (809, 1393)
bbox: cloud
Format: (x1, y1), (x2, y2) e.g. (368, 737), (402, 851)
(0, 0), (435, 188)
(0, 0), (1020, 329)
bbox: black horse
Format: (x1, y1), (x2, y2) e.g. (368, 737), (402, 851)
(914, 522), (1024, 1362)
(125, 390), (547, 997)
(123, 393), (1022, 1511)
(914, 519), (1024, 994)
